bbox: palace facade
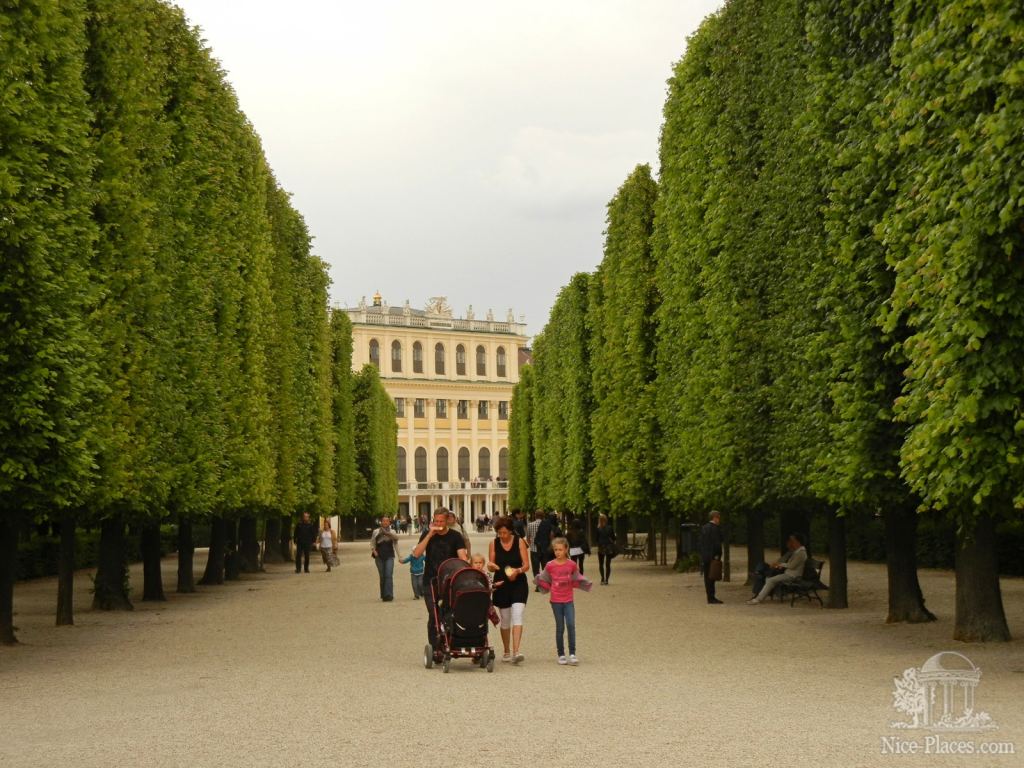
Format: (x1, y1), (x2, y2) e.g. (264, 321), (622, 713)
(341, 293), (528, 524)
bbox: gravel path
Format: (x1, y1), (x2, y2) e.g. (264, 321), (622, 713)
(1, 534), (1021, 768)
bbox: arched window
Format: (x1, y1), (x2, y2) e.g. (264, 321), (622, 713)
(436, 447), (449, 482)
(397, 447), (407, 483)
(498, 447), (509, 480)
(413, 341), (423, 373)
(478, 447), (491, 479)
(476, 345), (487, 376)
(458, 447), (470, 482)
(414, 447), (427, 483)
(496, 346), (507, 377)
(435, 343), (445, 375)
(369, 339), (380, 367)
(456, 344), (466, 376)
(391, 340), (402, 372)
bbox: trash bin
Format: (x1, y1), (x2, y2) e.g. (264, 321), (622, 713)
(678, 523), (700, 560)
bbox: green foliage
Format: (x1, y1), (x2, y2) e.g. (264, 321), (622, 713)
(532, 274), (594, 513)
(0, 0), (100, 518)
(330, 311), (356, 517)
(882, 0), (1024, 525)
(352, 365), (398, 519)
(589, 165), (660, 518)
(508, 364), (536, 511)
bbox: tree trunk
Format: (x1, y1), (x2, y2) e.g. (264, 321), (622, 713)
(885, 506), (936, 623)
(56, 513), (76, 626)
(746, 509), (765, 586)
(660, 510), (668, 565)
(140, 522), (166, 602)
(722, 511), (731, 582)
(224, 517), (240, 581)
(279, 517), (293, 562)
(199, 515), (225, 585)
(176, 516), (195, 593)
(954, 511), (1011, 642)
(92, 514), (133, 611)
(826, 508), (848, 609)
(238, 515), (262, 573)
(0, 516), (18, 644)
(646, 515), (656, 561)
(262, 515), (284, 563)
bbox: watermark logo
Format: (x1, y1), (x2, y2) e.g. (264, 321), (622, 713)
(881, 652), (1015, 757)
(891, 651), (995, 732)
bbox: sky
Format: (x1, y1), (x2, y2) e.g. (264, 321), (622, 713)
(171, 0), (724, 338)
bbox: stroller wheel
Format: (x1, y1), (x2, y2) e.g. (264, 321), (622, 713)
(442, 657), (451, 674)
(486, 657), (495, 673)
(423, 645), (434, 669)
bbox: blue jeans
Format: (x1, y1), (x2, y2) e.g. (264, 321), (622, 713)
(411, 572), (424, 599)
(551, 601), (576, 656)
(375, 556), (394, 599)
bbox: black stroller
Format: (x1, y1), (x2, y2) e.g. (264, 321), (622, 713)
(424, 558), (496, 673)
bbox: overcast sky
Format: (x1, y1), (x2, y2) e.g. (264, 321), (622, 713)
(172, 0), (723, 337)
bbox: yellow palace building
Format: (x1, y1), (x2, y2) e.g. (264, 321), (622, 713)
(341, 293), (528, 524)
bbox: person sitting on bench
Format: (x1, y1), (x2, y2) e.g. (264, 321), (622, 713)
(746, 533), (807, 605)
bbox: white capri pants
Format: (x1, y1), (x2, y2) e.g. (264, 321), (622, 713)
(499, 602), (526, 629)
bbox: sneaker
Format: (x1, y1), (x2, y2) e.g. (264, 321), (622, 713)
(746, 598), (761, 605)
(513, 652), (525, 664)
(568, 654), (579, 665)
(501, 654), (512, 663)
(708, 598), (723, 604)
(557, 656), (568, 665)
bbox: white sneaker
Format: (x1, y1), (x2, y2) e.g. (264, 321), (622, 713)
(568, 654), (579, 665)
(501, 654), (512, 663)
(557, 655), (568, 665)
(513, 652), (525, 664)
(746, 598), (761, 605)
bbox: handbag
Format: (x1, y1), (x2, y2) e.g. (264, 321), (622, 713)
(605, 541), (619, 559)
(329, 552), (340, 567)
(708, 558), (723, 581)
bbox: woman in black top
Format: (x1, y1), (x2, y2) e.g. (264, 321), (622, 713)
(488, 515), (530, 664)
(596, 514), (616, 585)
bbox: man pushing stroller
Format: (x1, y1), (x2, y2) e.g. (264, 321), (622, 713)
(411, 508), (468, 652)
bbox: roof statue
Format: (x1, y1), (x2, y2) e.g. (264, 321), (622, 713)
(425, 296), (453, 318)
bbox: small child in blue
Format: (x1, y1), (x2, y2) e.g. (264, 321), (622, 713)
(399, 551), (426, 599)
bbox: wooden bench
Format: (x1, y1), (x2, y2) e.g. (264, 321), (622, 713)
(621, 532), (649, 559)
(776, 557), (827, 607)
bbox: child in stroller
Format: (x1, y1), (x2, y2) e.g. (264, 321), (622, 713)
(424, 557), (498, 673)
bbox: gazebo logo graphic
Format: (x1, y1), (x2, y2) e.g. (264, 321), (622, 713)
(890, 652), (998, 732)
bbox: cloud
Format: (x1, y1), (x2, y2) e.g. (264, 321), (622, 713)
(490, 126), (652, 217)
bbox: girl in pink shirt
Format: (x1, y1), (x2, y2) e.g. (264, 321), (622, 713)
(536, 537), (592, 665)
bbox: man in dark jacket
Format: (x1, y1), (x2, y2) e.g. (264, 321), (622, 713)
(699, 511), (724, 604)
(294, 512), (317, 574)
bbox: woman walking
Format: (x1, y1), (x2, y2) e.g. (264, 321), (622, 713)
(566, 519), (590, 574)
(370, 516), (399, 601)
(596, 514), (616, 585)
(488, 515), (530, 664)
(319, 521), (338, 572)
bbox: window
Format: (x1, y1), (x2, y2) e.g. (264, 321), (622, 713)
(479, 447), (491, 479)
(414, 447), (427, 483)
(457, 400), (469, 419)
(497, 346), (507, 377)
(436, 399), (447, 419)
(456, 345), (466, 376)
(395, 397), (405, 418)
(476, 345), (486, 376)
(413, 341), (423, 373)
(397, 447), (407, 483)
(458, 447), (470, 481)
(369, 339), (380, 367)
(478, 400), (489, 419)
(498, 447), (509, 479)
(436, 447), (449, 482)
(414, 398), (425, 418)
(390, 340), (402, 372)
(498, 401), (508, 420)
(435, 343), (445, 375)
